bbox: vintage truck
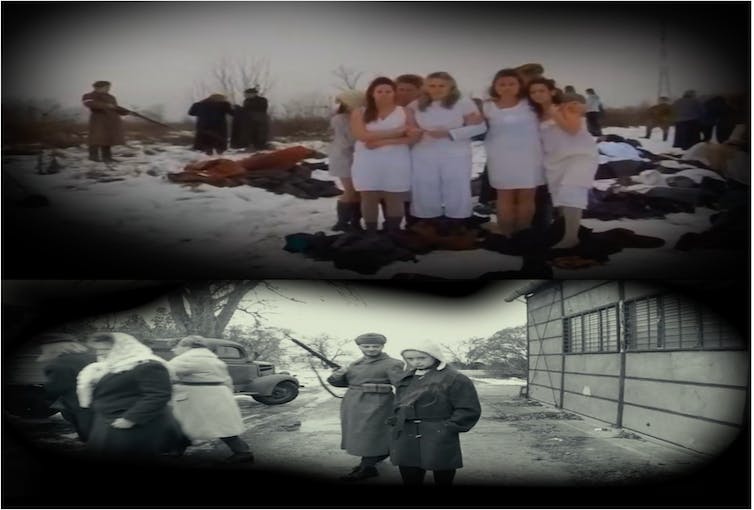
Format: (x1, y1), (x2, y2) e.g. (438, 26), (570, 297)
(4, 337), (300, 418)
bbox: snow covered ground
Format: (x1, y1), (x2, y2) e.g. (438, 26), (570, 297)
(2, 126), (742, 279)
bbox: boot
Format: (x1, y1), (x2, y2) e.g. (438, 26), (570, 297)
(101, 146), (118, 163)
(350, 202), (364, 231)
(332, 202), (352, 231)
(364, 222), (379, 237)
(88, 146), (101, 162)
(340, 466), (378, 482)
(382, 217), (403, 234)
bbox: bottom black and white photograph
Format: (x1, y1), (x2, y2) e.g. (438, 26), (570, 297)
(1, 280), (750, 508)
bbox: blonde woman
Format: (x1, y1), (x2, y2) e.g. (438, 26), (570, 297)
(407, 72), (486, 229)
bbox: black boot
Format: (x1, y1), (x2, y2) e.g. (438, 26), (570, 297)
(340, 466), (379, 482)
(350, 202), (364, 231)
(88, 146), (101, 162)
(382, 217), (403, 234)
(364, 222), (379, 237)
(332, 202), (352, 231)
(101, 146), (118, 163)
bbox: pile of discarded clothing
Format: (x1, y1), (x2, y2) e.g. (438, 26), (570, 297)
(167, 145), (341, 199)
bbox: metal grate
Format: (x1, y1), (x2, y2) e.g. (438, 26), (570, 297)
(625, 294), (743, 350)
(563, 306), (619, 353)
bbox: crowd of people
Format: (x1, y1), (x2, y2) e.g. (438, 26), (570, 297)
(35, 330), (481, 486)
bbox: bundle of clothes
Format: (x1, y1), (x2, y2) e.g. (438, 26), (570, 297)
(167, 145), (341, 199)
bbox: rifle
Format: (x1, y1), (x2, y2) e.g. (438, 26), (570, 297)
(118, 106), (172, 129)
(284, 334), (342, 369)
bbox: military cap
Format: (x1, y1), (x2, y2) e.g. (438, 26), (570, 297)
(354, 333), (387, 345)
(92, 81), (111, 88)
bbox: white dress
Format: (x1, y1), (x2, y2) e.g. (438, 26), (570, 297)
(483, 99), (545, 189)
(408, 97), (481, 218)
(351, 106), (412, 192)
(327, 113), (355, 179)
(540, 118), (599, 208)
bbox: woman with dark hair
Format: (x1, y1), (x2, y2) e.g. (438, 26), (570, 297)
(167, 335), (254, 463)
(76, 332), (180, 459)
(350, 77), (420, 235)
(482, 69), (546, 237)
(528, 78), (598, 249)
(407, 71), (485, 229)
(188, 93), (234, 155)
(388, 340), (481, 486)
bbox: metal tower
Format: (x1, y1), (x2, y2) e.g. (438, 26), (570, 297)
(658, 19), (671, 99)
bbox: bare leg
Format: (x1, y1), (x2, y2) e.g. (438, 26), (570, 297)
(496, 189), (516, 237)
(514, 188), (537, 232)
(360, 191), (381, 234)
(552, 206), (582, 249)
(339, 177), (359, 203)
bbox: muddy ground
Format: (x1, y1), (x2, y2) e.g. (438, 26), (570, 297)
(3, 376), (746, 507)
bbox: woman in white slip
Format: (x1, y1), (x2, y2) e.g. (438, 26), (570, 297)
(482, 68), (546, 237)
(407, 72), (486, 230)
(527, 77), (599, 248)
(328, 89), (366, 232)
(350, 76), (420, 235)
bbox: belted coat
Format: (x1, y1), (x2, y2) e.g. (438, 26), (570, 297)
(327, 352), (404, 457)
(389, 365), (481, 470)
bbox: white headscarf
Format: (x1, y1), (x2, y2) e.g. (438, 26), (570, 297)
(76, 332), (172, 408)
(400, 339), (447, 372)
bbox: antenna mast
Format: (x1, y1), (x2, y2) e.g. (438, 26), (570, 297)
(658, 19), (672, 99)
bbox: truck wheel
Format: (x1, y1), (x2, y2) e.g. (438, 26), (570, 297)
(252, 381), (299, 405)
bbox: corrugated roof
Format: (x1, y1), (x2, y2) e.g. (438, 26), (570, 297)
(504, 280), (553, 302)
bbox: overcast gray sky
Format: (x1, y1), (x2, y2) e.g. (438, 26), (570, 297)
(3, 2), (747, 121)
(230, 281), (527, 353)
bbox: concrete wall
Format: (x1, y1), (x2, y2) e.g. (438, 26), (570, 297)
(525, 281), (749, 456)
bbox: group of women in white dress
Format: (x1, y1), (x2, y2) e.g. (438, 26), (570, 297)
(327, 67), (599, 249)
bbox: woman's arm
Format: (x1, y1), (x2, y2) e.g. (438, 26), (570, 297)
(550, 103), (585, 135)
(350, 109), (406, 142)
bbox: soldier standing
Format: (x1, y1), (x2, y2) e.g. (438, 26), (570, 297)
(245, 87), (270, 150)
(645, 96), (673, 141)
(327, 333), (404, 482)
(81, 81), (129, 162)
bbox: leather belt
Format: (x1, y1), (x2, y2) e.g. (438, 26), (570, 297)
(348, 383), (393, 393)
(176, 381), (226, 386)
(404, 418), (445, 423)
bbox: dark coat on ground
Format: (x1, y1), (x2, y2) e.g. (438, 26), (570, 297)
(389, 365), (481, 470)
(82, 91), (127, 147)
(327, 352), (404, 457)
(87, 361), (181, 458)
(189, 99), (234, 153)
(43, 351), (97, 441)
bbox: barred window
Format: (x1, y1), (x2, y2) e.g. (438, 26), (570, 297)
(625, 295), (743, 350)
(564, 306), (619, 353)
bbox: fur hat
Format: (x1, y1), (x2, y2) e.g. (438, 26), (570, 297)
(336, 89), (366, 110)
(245, 87), (259, 94)
(354, 332), (387, 345)
(400, 339), (447, 370)
(92, 81), (111, 88)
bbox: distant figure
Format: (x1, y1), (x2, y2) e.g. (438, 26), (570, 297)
(672, 90), (704, 149)
(188, 94), (234, 155)
(37, 333), (96, 442)
(82, 81), (129, 162)
(700, 95), (735, 143)
(645, 96), (673, 141)
(563, 85), (576, 94)
(243, 87), (270, 150)
(584, 88), (603, 136)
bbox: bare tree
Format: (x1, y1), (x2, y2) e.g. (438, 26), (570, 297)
(279, 92), (332, 119)
(298, 333), (352, 368)
(331, 65), (364, 91)
(192, 57), (275, 104)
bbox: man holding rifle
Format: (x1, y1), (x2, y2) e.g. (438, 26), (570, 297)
(327, 332), (404, 482)
(81, 81), (130, 162)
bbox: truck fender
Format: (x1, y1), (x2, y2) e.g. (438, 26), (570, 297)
(244, 374), (299, 396)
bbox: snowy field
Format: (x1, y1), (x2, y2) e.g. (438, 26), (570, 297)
(2, 126), (742, 279)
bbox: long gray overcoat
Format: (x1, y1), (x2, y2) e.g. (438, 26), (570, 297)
(82, 91), (127, 146)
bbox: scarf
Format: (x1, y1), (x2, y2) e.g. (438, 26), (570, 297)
(76, 332), (172, 408)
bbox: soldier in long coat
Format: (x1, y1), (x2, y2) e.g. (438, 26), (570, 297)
(388, 339), (481, 486)
(327, 332), (404, 481)
(81, 81), (129, 162)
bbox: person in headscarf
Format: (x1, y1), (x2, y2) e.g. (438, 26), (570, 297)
(36, 333), (97, 441)
(167, 335), (254, 463)
(327, 332), (404, 481)
(76, 332), (181, 459)
(388, 339), (481, 486)
(188, 93), (234, 155)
